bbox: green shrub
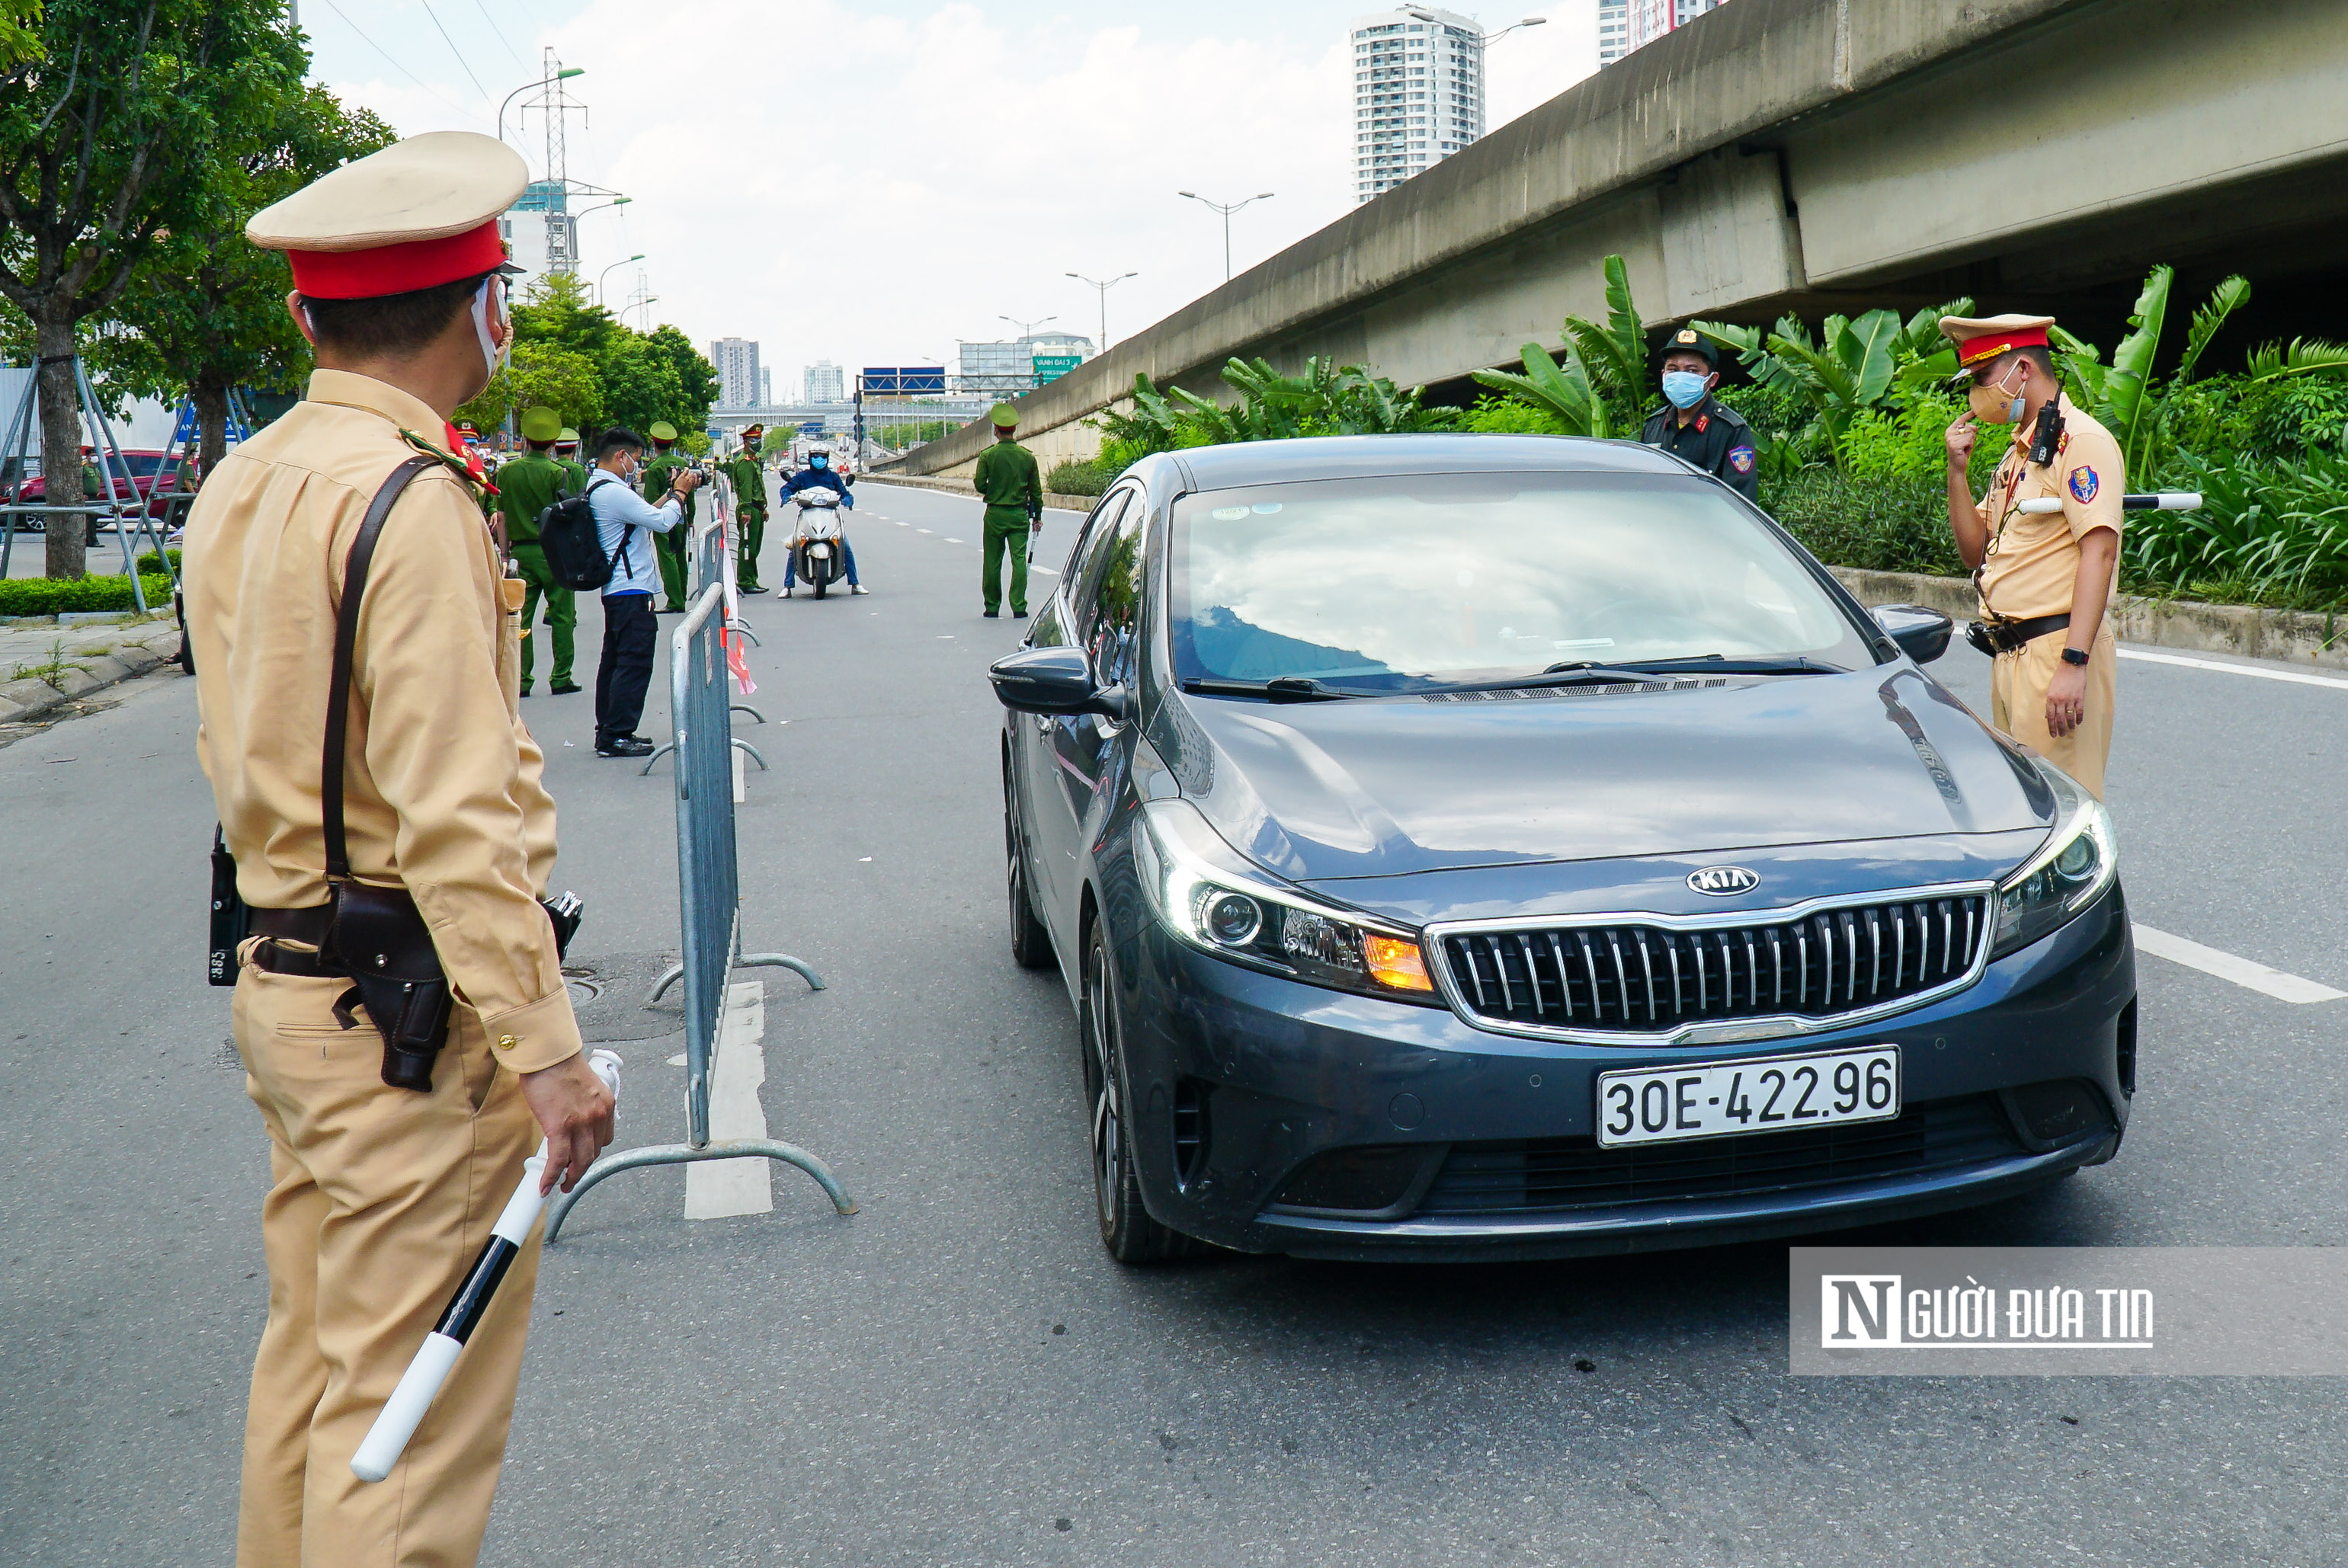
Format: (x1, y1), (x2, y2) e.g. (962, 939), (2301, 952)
(2130, 448), (2348, 608)
(1839, 391), (1971, 485)
(0, 573), (177, 619)
(1455, 396), (1567, 435)
(136, 548), (184, 575)
(1761, 470), (1969, 578)
(1045, 460), (1111, 497)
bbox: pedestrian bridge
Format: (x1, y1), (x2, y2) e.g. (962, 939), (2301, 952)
(886, 0), (2347, 480)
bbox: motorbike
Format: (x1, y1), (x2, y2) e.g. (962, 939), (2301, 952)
(790, 488), (849, 598)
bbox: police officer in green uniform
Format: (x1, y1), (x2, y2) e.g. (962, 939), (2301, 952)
(642, 420), (695, 612)
(553, 426), (588, 494)
(974, 403), (1043, 618)
(495, 406), (580, 696)
(1640, 328), (1761, 501)
(722, 424), (770, 594)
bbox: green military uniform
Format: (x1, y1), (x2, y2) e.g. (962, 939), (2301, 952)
(973, 404), (1043, 616)
(723, 424), (770, 591)
(642, 420), (695, 611)
(554, 428), (588, 495)
(496, 407), (579, 694)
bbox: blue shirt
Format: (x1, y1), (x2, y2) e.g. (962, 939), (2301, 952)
(587, 468), (682, 597)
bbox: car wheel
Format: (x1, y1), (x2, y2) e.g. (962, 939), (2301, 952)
(1005, 773), (1054, 971)
(1082, 921), (1197, 1263)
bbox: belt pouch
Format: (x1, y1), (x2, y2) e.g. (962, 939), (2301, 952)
(210, 827), (251, 987)
(328, 879), (454, 1092)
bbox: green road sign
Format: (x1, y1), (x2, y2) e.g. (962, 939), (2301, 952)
(1033, 354), (1084, 386)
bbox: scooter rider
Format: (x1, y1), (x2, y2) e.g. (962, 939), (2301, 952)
(779, 444), (868, 596)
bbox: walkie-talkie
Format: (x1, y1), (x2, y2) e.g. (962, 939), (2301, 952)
(2028, 395), (2065, 468)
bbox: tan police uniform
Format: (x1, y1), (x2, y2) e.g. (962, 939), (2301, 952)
(184, 131), (583, 1568)
(1944, 314), (2124, 798)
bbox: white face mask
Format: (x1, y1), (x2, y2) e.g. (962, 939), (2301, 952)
(471, 278), (509, 381)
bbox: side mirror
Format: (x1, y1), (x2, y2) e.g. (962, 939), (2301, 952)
(1873, 603), (1953, 664)
(989, 646), (1126, 719)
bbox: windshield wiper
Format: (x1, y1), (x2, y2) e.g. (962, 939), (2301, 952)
(1598, 654), (1845, 677)
(1182, 676), (1364, 702)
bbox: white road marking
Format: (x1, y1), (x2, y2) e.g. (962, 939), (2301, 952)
(684, 981), (774, 1218)
(945, 537), (963, 543)
(2118, 648), (2348, 690)
(1036, 566), (1059, 576)
(2133, 924), (2346, 1003)
(732, 736), (745, 805)
(916, 528), (932, 534)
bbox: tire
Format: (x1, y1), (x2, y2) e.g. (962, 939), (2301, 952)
(1005, 776), (1055, 970)
(1082, 922), (1198, 1263)
(812, 565), (828, 600)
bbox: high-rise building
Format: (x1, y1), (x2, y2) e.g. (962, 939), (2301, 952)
(1600, 0), (1731, 66)
(758, 366), (774, 407)
(1350, 7), (1485, 204)
(805, 360), (844, 403)
(708, 338), (761, 408)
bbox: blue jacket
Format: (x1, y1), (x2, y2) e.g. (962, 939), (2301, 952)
(780, 466), (854, 507)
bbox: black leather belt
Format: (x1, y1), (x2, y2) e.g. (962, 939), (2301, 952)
(1967, 612), (2071, 657)
(248, 905), (345, 978)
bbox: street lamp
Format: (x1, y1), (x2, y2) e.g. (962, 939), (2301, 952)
(1482, 15), (1547, 43)
(1066, 271), (1137, 354)
(597, 254), (644, 306)
(1177, 191), (1275, 283)
(497, 68), (585, 146)
(575, 195), (631, 223)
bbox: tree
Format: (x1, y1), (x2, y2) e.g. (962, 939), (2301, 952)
(453, 339), (602, 433)
(0, 0), (302, 577)
(112, 82), (392, 475)
(642, 323), (718, 427)
(596, 331), (681, 435)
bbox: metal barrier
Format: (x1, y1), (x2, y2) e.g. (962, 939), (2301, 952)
(546, 497), (851, 1240)
(0, 358), (180, 611)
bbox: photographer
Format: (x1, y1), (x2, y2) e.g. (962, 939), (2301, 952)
(586, 426), (700, 757)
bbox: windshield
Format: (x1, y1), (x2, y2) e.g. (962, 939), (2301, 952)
(1169, 471), (1873, 691)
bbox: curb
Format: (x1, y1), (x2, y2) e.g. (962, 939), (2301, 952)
(1830, 568), (2346, 673)
(861, 475), (1103, 514)
(0, 624), (183, 726)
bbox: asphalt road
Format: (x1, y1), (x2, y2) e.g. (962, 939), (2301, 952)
(1, 477), (2343, 1566)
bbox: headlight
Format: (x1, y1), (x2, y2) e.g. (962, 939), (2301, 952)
(1991, 759), (2118, 958)
(1132, 799), (1438, 1003)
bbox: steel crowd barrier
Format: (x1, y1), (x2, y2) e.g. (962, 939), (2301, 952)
(545, 472), (852, 1240)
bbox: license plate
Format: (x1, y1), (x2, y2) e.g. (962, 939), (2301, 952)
(1595, 1045), (1901, 1149)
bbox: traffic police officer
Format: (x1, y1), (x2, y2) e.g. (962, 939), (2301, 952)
(553, 426), (586, 492)
(973, 402), (1042, 618)
(723, 424), (769, 593)
(185, 131), (613, 1566)
(1640, 328), (1760, 500)
(642, 419), (694, 612)
(495, 405), (579, 695)
(1942, 313), (2123, 798)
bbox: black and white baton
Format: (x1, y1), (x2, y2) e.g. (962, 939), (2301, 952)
(351, 1048), (622, 1483)
(2014, 491), (2201, 515)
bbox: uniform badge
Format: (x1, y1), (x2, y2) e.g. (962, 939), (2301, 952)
(1728, 444), (1756, 475)
(2068, 466), (2099, 503)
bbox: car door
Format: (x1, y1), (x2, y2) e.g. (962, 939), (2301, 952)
(1047, 483), (1155, 930)
(1022, 487), (1132, 950)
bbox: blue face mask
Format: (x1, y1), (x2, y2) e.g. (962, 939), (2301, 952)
(811, 455), (828, 469)
(1661, 370), (1710, 410)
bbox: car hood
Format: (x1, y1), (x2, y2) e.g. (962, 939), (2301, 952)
(1164, 667), (2054, 885)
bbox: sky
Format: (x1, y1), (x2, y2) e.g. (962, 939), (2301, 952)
(301, 0), (1600, 401)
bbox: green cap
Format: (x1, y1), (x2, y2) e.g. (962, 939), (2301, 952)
(989, 402), (1019, 427)
(556, 427), (579, 446)
(519, 406), (561, 443)
(649, 420), (678, 443)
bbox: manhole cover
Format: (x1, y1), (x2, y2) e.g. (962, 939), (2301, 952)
(565, 976), (605, 1004)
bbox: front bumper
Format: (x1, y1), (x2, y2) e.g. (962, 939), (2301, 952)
(1113, 880), (2134, 1262)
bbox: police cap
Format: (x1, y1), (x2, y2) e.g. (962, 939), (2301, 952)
(556, 427), (579, 446)
(989, 402), (1019, 429)
(1657, 327), (1717, 369)
(519, 406), (560, 443)
(648, 421), (678, 443)
(246, 132), (527, 299)
(1940, 313), (2057, 369)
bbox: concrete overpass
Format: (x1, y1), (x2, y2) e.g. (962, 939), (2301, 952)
(886, 0), (2348, 479)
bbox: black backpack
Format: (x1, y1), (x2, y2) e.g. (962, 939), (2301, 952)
(536, 472), (631, 590)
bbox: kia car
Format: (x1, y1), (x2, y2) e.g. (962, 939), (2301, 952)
(990, 435), (2133, 1263)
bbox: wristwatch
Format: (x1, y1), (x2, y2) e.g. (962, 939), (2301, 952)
(2061, 646), (2090, 667)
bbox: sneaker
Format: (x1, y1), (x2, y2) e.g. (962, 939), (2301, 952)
(850, 584), (870, 595)
(656, 603), (686, 615)
(549, 682), (581, 696)
(982, 609), (999, 619)
(594, 735), (655, 759)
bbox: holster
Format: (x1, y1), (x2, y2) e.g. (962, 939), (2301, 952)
(1966, 611), (2071, 658)
(325, 878), (455, 1093)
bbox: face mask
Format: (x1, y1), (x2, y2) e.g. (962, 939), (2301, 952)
(811, 455), (828, 469)
(1969, 363), (2029, 424)
(470, 279), (508, 382)
(1661, 370), (1710, 410)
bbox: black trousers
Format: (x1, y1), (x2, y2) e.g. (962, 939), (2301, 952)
(594, 592), (658, 744)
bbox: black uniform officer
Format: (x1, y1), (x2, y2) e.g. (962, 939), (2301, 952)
(1639, 327), (1760, 501)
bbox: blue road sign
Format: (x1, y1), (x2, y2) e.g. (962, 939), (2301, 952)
(860, 366), (947, 395)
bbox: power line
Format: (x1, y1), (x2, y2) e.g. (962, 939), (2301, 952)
(470, 0), (524, 66)
(415, 0), (492, 101)
(314, 0), (490, 126)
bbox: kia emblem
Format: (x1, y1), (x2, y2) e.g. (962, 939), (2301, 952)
(1688, 866), (1761, 897)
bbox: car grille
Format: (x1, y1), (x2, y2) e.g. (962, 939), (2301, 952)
(1440, 894), (1989, 1037)
(1414, 1094), (2029, 1218)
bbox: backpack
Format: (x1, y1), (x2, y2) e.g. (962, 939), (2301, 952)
(536, 472), (633, 590)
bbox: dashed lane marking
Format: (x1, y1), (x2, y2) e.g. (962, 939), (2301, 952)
(683, 981), (774, 1218)
(2117, 648), (2348, 690)
(2133, 924), (2346, 1003)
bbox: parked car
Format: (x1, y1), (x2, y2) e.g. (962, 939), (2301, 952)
(990, 434), (2134, 1263)
(5, 449), (198, 528)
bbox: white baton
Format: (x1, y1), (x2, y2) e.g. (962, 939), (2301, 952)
(351, 1048), (621, 1483)
(2015, 491), (2201, 514)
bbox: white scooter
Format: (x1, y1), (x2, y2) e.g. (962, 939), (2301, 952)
(790, 488), (848, 599)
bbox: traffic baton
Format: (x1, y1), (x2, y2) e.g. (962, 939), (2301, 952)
(351, 1048), (623, 1483)
(2015, 491), (2201, 515)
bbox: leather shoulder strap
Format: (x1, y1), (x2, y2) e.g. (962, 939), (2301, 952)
(324, 456), (439, 882)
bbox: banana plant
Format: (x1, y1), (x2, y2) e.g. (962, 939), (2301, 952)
(1561, 254), (1651, 412)
(2060, 266), (2254, 475)
(2245, 337), (2348, 384)
(1472, 342), (1611, 437)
